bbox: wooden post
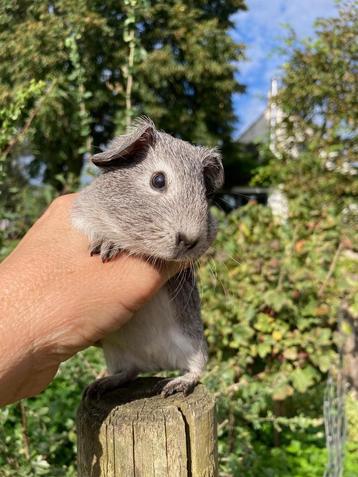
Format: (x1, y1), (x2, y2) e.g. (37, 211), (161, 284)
(76, 377), (218, 477)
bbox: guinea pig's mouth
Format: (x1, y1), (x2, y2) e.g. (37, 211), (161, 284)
(173, 249), (200, 262)
(170, 232), (207, 260)
(139, 248), (202, 265)
(136, 253), (196, 274)
(139, 247), (199, 264)
(125, 229), (211, 264)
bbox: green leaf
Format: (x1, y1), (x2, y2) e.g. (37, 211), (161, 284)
(272, 384), (294, 401)
(257, 342), (271, 358)
(291, 367), (316, 393)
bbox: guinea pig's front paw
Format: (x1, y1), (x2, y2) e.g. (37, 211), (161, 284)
(100, 241), (122, 262)
(89, 240), (121, 262)
(159, 375), (198, 398)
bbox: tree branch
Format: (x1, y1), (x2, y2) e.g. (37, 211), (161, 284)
(1, 82), (55, 158)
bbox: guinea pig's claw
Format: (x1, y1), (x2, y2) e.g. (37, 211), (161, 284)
(89, 240), (121, 262)
(89, 241), (102, 256)
(100, 241), (121, 262)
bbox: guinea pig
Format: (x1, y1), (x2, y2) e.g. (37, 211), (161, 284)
(72, 117), (223, 398)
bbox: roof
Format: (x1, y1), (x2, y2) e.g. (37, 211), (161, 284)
(239, 109), (269, 144)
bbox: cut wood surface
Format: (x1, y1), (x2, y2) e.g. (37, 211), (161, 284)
(76, 377), (218, 477)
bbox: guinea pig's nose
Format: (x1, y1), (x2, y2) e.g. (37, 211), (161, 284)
(176, 232), (199, 251)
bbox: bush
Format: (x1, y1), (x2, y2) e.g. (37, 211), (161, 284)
(200, 203), (357, 475)
(0, 348), (104, 476)
(201, 204), (352, 398)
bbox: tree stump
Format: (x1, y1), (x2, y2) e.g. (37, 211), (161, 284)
(76, 377), (218, 477)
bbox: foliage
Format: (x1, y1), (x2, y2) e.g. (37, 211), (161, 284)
(214, 2), (358, 473)
(0, 79), (48, 253)
(199, 201), (357, 474)
(202, 204), (354, 399)
(229, 439), (358, 477)
(203, 205), (353, 439)
(224, 142), (268, 188)
(275, 0), (357, 171)
(121, 0), (149, 130)
(0, 0), (245, 189)
(0, 80), (45, 158)
(0, 79), (46, 196)
(0, 184), (60, 260)
(0, 348), (104, 476)
(254, 0), (358, 211)
(346, 392), (358, 447)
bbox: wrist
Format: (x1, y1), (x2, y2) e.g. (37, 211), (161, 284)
(0, 263), (49, 405)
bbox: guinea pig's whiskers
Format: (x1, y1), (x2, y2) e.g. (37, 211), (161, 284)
(206, 258), (229, 299)
(229, 255), (242, 266)
(182, 284), (195, 312)
(177, 264), (188, 294)
(210, 257), (233, 299)
(182, 261), (197, 310)
(168, 267), (183, 300)
(206, 260), (217, 290)
(170, 265), (188, 302)
(214, 197), (234, 208)
(212, 201), (227, 214)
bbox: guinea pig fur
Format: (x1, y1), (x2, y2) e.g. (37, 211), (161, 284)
(72, 117), (224, 398)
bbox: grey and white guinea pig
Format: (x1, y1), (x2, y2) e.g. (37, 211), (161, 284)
(72, 117), (223, 263)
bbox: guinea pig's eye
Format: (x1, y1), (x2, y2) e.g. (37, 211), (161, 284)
(151, 172), (166, 190)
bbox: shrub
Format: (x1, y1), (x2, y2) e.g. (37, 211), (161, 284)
(200, 203), (357, 474)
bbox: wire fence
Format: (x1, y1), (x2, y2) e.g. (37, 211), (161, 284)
(323, 305), (351, 477)
(323, 372), (347, 477)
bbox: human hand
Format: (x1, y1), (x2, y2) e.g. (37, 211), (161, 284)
(0, 194), (178, 406)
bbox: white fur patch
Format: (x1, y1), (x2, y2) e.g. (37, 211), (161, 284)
(102, 287), (205, 375)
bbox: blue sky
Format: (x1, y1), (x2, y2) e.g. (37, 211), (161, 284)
(231, 0), (338, 138)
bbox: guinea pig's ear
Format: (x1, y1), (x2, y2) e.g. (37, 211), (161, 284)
(91, 117), (156, 167)
(202, 150), (224, 195)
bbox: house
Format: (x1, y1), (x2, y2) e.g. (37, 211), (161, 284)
(218, 80), (288, 220)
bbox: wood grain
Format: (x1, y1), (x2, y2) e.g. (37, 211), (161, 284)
(76, 377), (218, 477)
